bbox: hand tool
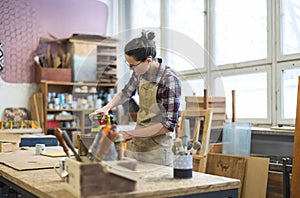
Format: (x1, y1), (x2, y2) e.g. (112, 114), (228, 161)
(61, 130), (82, 162)
(54, 128), (70, 157)
(174, 138), (185, 155)
(189, 141), (201, 155)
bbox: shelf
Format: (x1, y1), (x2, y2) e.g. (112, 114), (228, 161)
(0, 128), (43, 133)
(40, 80), (116, 87)
(47, 109), (94, 112)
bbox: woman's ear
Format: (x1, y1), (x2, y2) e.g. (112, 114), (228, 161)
(146, 56), (153, 63)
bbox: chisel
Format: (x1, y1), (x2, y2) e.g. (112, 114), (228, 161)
(61, 130), (82, 162)
(54, 128), (70, 157)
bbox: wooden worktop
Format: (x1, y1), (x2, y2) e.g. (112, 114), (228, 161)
(0, 147), (240, 198)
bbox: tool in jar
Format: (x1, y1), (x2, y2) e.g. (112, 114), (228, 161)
(54, 127), (82, 162)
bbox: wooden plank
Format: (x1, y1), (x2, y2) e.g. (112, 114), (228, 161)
(291, 76), (300, 198)
(180, 109), (213, 173)
(242, 156), (269, 198)
(0, 155), (240, 198)
(267, 171), (284, 198)
(36, 93), (44, 128)
(29, 94), (39, 124)
(0, 147), (64, 170)
(185, 96), (226, 103)
(206, 153), (246, 198)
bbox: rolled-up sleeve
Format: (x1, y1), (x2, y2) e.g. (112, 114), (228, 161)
(158, 69), (181, 131)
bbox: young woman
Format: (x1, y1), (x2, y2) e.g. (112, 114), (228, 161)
(89, 30), (181, 166)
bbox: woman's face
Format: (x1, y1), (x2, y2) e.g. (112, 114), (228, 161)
(125, 55), (150, 75)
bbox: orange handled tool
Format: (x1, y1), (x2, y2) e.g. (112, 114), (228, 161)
(54, 128), (70, 158)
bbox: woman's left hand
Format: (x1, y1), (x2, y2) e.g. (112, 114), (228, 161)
(119, 131), (133, 141)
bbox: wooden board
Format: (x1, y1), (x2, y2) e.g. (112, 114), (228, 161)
(0, 147), (65, 170)
(292, 76), (300, 197)
(0, 148), (240, 198)
(242, 156), (269, 198)
(206, 153), (247, 197)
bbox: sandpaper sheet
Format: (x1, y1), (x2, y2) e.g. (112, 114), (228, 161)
(0, 146), (66, 171)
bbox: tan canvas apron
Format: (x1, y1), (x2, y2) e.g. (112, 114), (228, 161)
(126, 76), (173, 166)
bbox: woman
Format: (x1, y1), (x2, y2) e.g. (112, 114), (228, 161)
(89, 30), (181, 166)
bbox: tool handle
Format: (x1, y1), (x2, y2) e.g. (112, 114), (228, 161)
(61, 130), (82, 162)
(54, 128), (69, 156)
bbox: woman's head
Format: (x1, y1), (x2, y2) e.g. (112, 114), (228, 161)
(124, 30), (156, 62)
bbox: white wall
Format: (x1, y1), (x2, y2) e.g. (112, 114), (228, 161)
(0, 77), (37, 119)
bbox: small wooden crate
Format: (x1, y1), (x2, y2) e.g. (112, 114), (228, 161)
(65, 157), (137, 197)
(0, 133), (21, 153)
(35, 63), (72, 82)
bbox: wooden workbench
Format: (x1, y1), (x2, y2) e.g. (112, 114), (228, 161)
(0, 147), (240, 198)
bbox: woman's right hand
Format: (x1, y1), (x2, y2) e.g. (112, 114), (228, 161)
(88, 108), (109, 121)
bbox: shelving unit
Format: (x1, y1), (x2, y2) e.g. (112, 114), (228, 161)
(36, 34), (119, 136)
(38, 81), (117, 135)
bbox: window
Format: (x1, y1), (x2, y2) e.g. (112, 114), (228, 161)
(281, 0), (300, 55)
(166, 0), (205, 72)
(212, 0), (267, 65)
(180, 78), (205, 110)
(281, 68), (300, 118)
(130, 0), (160, 29)
(214, 71), (268, 120)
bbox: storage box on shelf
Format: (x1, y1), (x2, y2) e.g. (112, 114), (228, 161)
(38, 34), (118, 83)
(38, 81), (117, 135)
(35, 62), (72, 82)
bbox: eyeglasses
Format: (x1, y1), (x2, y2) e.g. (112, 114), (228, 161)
(125, 60), (143, 69)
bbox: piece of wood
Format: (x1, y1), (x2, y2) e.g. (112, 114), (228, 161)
(0, 147), (64, 170)
(0, 148), (240, 198)
(0, 142), (18, 152)
(232, 90), (236, 122)
(65, 157), (137, 197)
(267, 171), (285, 198)
(185, 95), (226, 140)
(179, 109), (213, 173)
(291, 76), (300, 198)
(206, 153), (247, 198)
(242, 156), (269, 198)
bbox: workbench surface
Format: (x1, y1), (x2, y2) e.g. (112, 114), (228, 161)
(0, 147), (240, 198)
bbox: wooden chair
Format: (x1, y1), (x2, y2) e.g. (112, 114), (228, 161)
(178, 109), (213, 173)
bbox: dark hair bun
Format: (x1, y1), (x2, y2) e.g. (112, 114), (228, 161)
(146, 32), (155, 40)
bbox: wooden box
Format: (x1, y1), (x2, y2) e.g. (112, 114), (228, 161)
(0, 133), (21, 152)
(35, 63), (72, 82)
(65, 157), (138, 197)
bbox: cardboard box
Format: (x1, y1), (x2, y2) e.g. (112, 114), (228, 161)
(35, 63), (72, 82)
(65, 157), (138, 197)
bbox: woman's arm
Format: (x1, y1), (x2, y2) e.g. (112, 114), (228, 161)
(120, 122), (170, 140)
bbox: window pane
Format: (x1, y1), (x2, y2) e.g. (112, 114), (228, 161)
(215, 72), (268, 119)
(281, 0), (300, 55)
(213, 0), (267, 65)
(180, 78), (205, 110)
(131, 0), (160, 28)
(166, 0), (205, 71)
(282, 68), (300, 118)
